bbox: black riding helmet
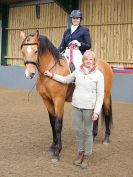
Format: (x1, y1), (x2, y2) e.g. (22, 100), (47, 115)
(70, 10), (83, 19)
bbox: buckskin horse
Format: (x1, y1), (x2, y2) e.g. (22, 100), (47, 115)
(20, 31), (113, 162)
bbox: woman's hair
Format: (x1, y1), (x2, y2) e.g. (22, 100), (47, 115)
(82, 50), (96, 64)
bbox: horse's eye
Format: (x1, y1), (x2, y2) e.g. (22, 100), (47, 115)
(35, 50), (38, 54)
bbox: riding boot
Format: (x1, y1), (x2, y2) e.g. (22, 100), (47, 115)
(73, 151), (84, 166)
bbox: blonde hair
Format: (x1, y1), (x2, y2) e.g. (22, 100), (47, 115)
(82, 50), (96, 63)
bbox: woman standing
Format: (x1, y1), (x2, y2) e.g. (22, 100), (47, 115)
(44, 50), (104, 169)
(58, 10), (91, 69)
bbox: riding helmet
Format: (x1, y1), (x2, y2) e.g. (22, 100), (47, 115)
(70, 10), (83, 19)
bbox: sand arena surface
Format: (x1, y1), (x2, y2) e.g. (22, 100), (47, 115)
(0, 88), (133, 177)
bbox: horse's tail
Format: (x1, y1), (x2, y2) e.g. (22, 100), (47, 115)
(102, 95), (113, 136)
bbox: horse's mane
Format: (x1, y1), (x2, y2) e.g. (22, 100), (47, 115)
(39, 35), (61, 61)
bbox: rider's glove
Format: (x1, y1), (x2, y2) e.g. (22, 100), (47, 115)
(72, 40), (81, 47)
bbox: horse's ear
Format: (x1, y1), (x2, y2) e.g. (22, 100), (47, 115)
(20, 31), (26, 40)
(36, 30), (39, 38)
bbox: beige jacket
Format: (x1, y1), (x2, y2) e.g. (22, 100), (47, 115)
(53, 67), (104, 115)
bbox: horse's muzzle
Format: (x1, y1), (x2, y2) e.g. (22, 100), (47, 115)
(25, 69), (35, 79)
(30, 72), (35, 79)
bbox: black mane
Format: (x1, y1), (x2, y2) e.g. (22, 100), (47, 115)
(39, 35), (61, 61)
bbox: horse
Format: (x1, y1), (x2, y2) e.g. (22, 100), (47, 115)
(20, 30), (113, 162)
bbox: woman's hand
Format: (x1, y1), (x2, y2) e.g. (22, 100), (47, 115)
(92, 113), (99, 121)
(69, 40), (81, 47)
(72, 40), (81, 47)
(44, 70), (53, 78)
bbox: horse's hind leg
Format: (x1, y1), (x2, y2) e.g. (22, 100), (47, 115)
(102, 96), (113, 144)
(93, 119), (99, 139)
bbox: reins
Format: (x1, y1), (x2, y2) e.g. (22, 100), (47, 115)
(36, 59), (60, 76)
(27, 59), (60, 102)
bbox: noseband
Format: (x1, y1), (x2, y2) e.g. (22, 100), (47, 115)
(21, 42), (41, 71)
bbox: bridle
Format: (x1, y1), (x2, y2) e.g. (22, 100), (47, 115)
(21, 42), (40, 66)
(21, 41), (59, 75)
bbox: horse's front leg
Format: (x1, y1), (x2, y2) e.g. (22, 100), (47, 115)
(53, 118), (63, 161)
(48, 113), (63, 162)
(42, 97), (64, 162)
(52, 97), (64, 162)
(42, 98), (57, 156)
(48, 112), (57, 156)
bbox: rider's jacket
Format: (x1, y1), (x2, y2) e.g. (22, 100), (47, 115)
(58, 25), (91, 54)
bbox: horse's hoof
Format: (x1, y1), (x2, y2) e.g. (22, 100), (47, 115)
(51, 154), (59, 163)
(51, 157), (59, 163)
(103, 137), (110, 145)
(49, 149), (54, 157)
(49, 143), (56, 157)
(103, 141), (109, 145)
(93, 135), (96, 142)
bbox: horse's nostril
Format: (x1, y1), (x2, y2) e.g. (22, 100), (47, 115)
(30, 73), (35, 78)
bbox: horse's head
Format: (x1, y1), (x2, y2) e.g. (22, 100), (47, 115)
(20, 30), (39, 79)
